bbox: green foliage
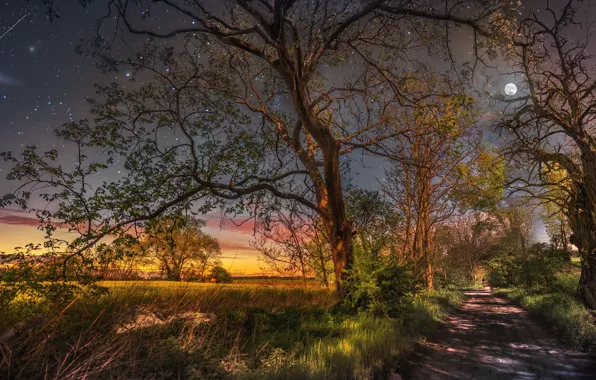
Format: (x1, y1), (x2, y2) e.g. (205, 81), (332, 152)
(210, 266), (233, 283)
(0, 281), (106, 327)
(486, 255), (517, 287)
(552, 273), (579, 295)
(487, 243), (569, 290)
(0, 281), (462, 380)
(453, 149), (505, 211)
(495, 286), (596, 351)
(344, 189), (401, 256)
(145, 215), (222, 281)
(343, 249), (420, 317)
(410, 289), (465, 325)
(0, 253), (107, 325)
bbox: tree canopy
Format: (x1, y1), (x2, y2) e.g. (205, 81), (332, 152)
(2, 0), (520, 295)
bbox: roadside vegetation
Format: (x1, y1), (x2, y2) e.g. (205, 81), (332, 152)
(492, 265), (596, 352)
(0, 279), (461, 379)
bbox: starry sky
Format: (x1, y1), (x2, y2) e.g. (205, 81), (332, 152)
(0, 1), (559, 271)
(0, 1), (387, 274)
(0, 1), (274, 273)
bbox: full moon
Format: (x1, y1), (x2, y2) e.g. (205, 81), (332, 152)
(504, 83), (517, 96)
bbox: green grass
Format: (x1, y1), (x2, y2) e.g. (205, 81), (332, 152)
(0, 281), (461, 380)
(232, 277), (324, 288)
(493, 275), (596, 352)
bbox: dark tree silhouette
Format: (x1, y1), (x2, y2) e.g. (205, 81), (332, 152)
(501, 0), (596, 308)
(2, 0), (519, 296)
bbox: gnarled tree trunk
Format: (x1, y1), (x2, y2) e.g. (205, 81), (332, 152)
(569, 152), (596, 309)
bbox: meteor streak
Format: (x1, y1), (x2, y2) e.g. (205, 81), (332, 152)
(0, 14), (28, 41)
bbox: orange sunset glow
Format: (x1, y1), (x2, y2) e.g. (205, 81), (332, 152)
(0, 209), (265, 275)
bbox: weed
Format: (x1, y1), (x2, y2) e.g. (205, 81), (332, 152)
(494, 286), (596, 351)
(0, 281), (462, 379)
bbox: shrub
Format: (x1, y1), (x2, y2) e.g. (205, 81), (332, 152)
(210, 266), (233, 283)
(487, 243), (567, 290)
(343, 249), (420, 317)
(552, 273), (579, 295)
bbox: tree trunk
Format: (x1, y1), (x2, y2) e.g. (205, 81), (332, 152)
(412, 219), (423, 276)
(322, 142), (353, 297)
(569, 152), (596, 309)
(401, 165), (414, 263)
(316, 243), (330, 290)
(300, 256), (308, 290)
(423, 227), (434, 290)
(561, 209), (569, 251)
(578, 254), (596, 309)
(425, 253), (434, 291)
(284, 71), (354, 297)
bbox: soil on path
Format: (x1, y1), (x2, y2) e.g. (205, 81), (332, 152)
(406, 289), (596, 379)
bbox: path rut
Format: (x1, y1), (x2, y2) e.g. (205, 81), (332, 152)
(407, 289), (596, 379)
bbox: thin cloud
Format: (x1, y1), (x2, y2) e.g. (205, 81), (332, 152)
(206, 217), (256, 235)
(219, 241), (257, 252)
(0, 209), (39, 227)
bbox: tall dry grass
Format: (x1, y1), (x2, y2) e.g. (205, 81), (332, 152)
(0, 281), (459, 380)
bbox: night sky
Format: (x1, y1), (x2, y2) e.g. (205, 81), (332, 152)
(0, 1), (562, 266)
(0, 1), (338, 272)
(1, 3), (99, 255)
(0, 2), (265, 271)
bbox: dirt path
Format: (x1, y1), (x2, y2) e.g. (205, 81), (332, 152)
(406, 289), (596, 379)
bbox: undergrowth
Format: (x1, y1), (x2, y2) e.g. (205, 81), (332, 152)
(493, 274), (596, 352)
(0, 282), (461, 380)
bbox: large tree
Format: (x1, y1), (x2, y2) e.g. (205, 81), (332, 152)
(501, 0), (596, 307)
(382, 75), (503, 289)
(2, 0), (519, 295)
(145, 216), (221, 281)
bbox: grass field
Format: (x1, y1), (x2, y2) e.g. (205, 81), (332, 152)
(103, 278), (325, 288)
(0, 280), (462, 379)
(232, 277), (324, 288)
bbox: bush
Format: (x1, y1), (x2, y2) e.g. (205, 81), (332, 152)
(0, 281), (107, 328)
(486, 254), (518, 288)
(552, 273), (579, 295)
(210, 266), (233, 283)
(487, 243), (568, 290)
(343, 250), (420, 317)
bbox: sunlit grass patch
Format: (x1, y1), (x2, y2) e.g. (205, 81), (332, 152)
(99, 281), (336, 314)
(301, 316), (407, 379)
(552, 273), (579, 295)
